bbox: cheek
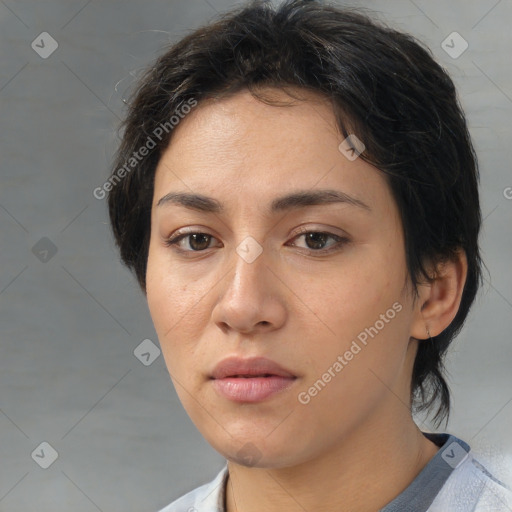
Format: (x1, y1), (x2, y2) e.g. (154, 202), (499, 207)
(147, 245), (196, 328)
(317, 256), (400, 328)
(146, 246), (219, 378)
(146, 251), (191, 360)
(301, 248), (409, 374)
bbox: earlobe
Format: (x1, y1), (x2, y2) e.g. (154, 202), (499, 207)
(411, 249), (468, 340)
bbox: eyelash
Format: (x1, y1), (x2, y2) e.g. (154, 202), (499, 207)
(164, 228), (350, 256)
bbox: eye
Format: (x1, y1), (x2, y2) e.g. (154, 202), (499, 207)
(288, 230), (349, 253)
(164, 229), (350, 255)
(164, 232), (220, 252)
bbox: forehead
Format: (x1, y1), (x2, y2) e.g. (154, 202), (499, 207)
(152, 88), (391, 216)
(160, 87), (339, 161)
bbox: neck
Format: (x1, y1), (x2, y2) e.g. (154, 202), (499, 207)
(225, 413), (440, 512)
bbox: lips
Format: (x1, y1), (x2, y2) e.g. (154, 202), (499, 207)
(210, 356), (297, 402)
(210, 356), (296, 380)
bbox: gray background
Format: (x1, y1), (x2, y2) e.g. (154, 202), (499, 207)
(0, 0), (511, 510)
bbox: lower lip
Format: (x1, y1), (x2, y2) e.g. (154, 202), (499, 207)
(211, 376), (296, 402)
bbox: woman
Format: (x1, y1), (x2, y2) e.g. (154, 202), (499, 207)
(107, 1), (511, 510)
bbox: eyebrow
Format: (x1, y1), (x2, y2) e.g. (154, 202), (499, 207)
(156, 189), (371, 214)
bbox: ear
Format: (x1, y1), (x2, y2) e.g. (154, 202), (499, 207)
(410, 249), (468, 340)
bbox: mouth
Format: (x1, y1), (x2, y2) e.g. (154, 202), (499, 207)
(225, 374), (279, 378)
(211, 375), (297, 402)
(210, 356), (297, 402)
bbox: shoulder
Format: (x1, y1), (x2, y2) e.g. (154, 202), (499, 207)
(429, 445), (512, 512)
(157, 466), (228, 512)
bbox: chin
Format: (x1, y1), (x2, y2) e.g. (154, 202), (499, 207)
(206, 429), (309, 469)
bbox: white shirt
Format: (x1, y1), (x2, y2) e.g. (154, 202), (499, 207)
(157, 432), (512, 512)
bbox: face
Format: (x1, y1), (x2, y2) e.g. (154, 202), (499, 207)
(146, 88), (419, 468)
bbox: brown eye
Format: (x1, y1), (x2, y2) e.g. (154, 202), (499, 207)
(165, 232), (217, 252)
(290, 231), (348, 253)
(187, 233), (213, 251)
(303, 232), (330, 250)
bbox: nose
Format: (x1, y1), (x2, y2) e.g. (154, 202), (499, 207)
(211, 242), (287, 335)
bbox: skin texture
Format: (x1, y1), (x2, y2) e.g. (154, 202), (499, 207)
(145, 88), (468, 512)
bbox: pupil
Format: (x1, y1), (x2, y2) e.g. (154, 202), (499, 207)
(306, 232), (327, 250)
(190, 234), (210, 250)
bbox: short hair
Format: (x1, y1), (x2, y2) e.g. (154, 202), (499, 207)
(107, 0), (482, 427)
